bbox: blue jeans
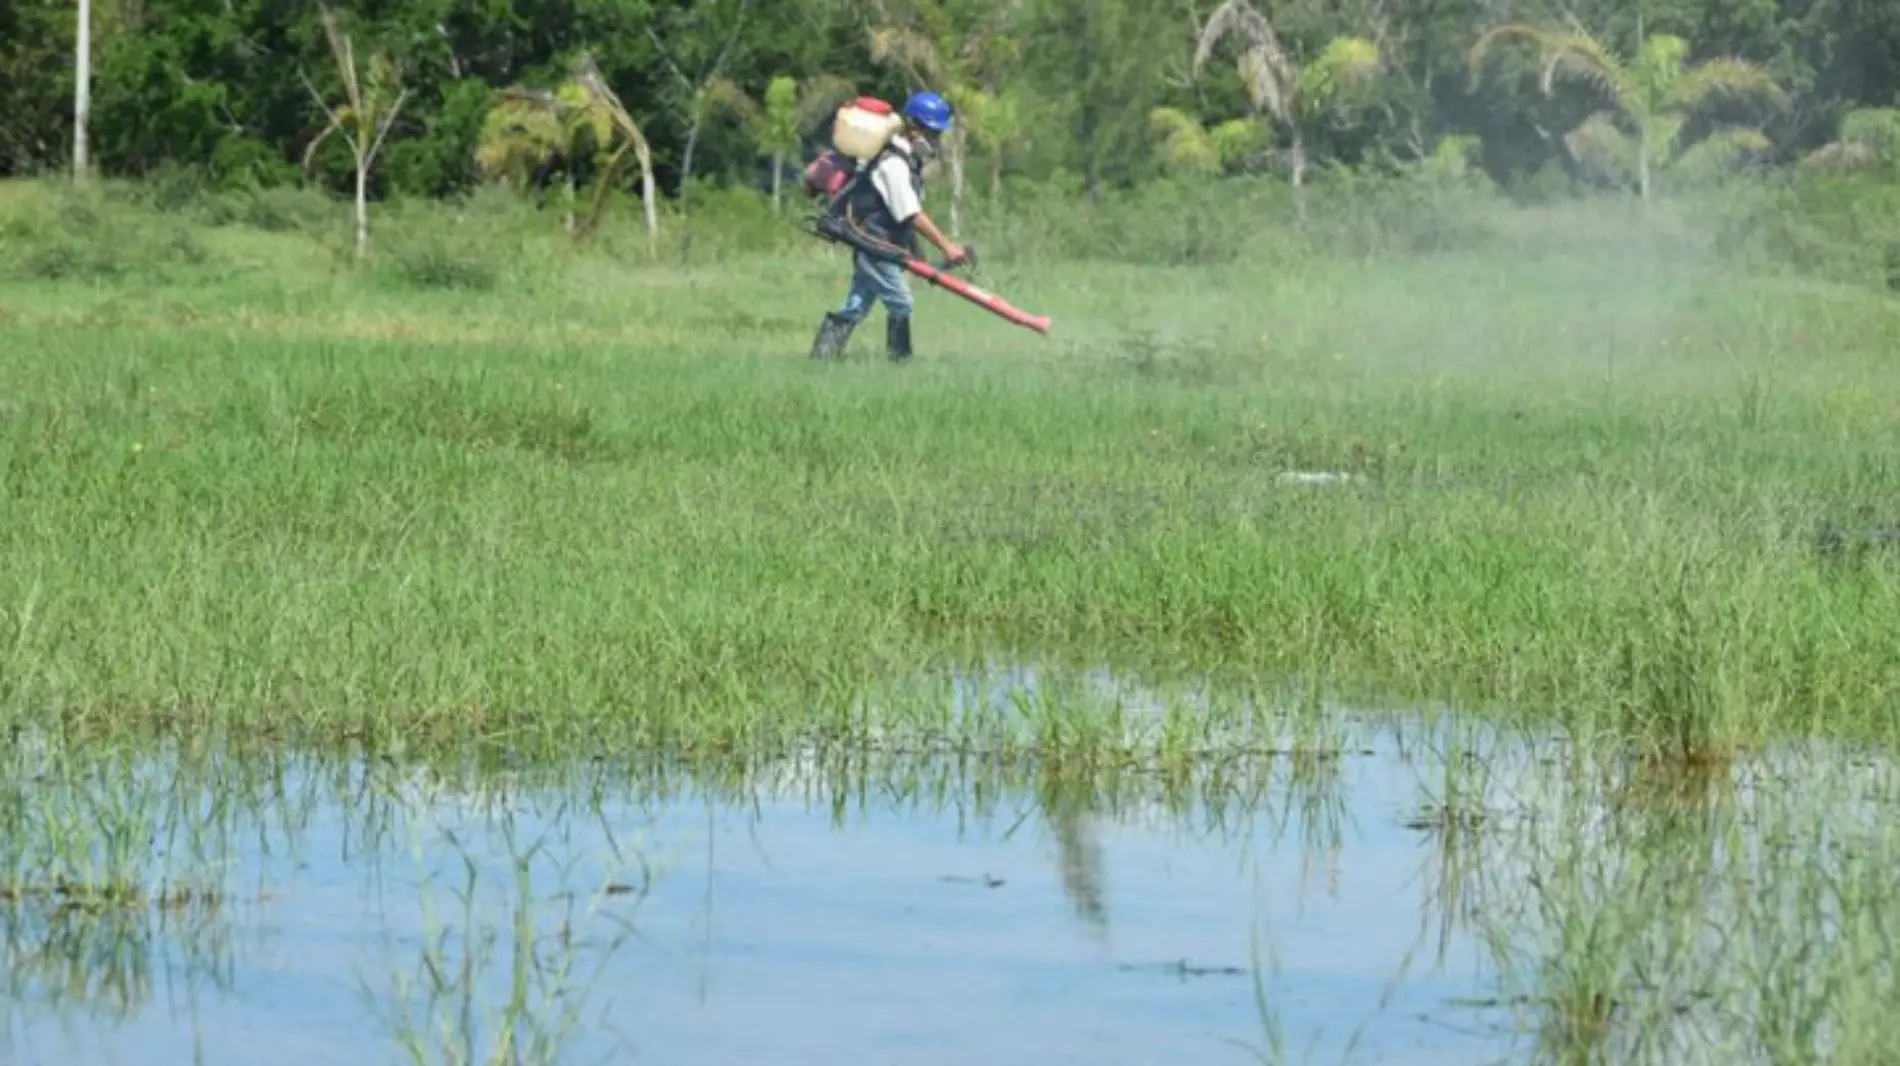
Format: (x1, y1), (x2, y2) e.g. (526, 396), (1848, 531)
(835, 251), (913, 324)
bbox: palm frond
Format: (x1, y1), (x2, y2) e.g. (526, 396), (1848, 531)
(1536, 32), (1634, 112)
(555, 82), (614, 149)
(1664, 57), (1788, 114)
(1800, 140), (1879, 170)
(1237, 50), (1290, 125)
(571, 52), (652, 159)
(1468, 22), (1632, 113)
(473, 95), (565, 177)
(318, 9), (360, 111)
(869, 25), (948, 89)
(301, 120), (342, 178)
(1467, 23), (1553, 85)
(1671, 125), (1771, 177)
(366, 53), (402, 112)
(1300, 36), (1381, 113)
(1195, 0), (1294, 88)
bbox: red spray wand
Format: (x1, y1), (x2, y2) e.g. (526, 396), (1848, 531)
(898, 244), (1051, 335)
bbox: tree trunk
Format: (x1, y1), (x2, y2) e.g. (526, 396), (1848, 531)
(1638, 124), (1653, 202)
(565, 170), (576, 234)
(680, 115), (702, 205)
(73, 0), (91, 183)
(1289, 127), (1308, 221)
(641, 162), (658, 255)
(991, 153), (1002, 203)
(354, 158), (369, 258)
(771, 149), (783, 213)
(948, 130), (966, 238)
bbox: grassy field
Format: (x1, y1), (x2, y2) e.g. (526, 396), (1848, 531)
(2, 175), (1898, 766)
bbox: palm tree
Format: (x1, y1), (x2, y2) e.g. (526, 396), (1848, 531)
(1192, 0), (1382, 192)
(570, 52), (660, 253)
(1468, 23), (1788, 202)
(300, 8), (409, 259)
(474, 82), (612, 233)
(703, 73), (856, 213)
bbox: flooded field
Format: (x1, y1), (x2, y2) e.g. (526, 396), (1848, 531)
(7, 698), (1898, 1066)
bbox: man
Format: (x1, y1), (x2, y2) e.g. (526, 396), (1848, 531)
(809, 90), (967, 363)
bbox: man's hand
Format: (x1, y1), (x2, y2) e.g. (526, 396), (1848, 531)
(916, 213), (965, 265)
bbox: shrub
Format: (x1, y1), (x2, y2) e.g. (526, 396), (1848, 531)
(0, 181), (213, 282)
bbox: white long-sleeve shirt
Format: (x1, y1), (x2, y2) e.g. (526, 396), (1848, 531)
(868, 136), (923, 223)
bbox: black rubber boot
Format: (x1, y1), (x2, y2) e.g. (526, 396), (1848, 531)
(887, 315), (913, 363)
(809, 313), (855, 360)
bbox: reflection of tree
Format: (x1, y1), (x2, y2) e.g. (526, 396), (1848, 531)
(1053, 800), (1108, 937)
(1036, 774), (1109, 942)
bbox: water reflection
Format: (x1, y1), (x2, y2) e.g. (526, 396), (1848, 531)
(3, 712), (1898, 1066)
(1041, 776), (1110, 940)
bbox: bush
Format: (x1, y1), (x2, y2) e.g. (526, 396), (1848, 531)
(0, 181), (213, 282)
(194, 184), (348, 234)
(357, 185), (576, 292)
(1697, 172), (1900, 290)
(365, 203), (506, 292)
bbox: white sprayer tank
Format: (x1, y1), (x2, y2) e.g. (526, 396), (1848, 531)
(833, 98), (904, 162)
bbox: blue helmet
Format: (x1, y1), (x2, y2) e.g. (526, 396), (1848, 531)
(902, 91), (953, 133)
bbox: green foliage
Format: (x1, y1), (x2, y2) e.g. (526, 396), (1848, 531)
(1299, 36), (1383, 116)
(1704, 172), (1900, 289)
(1468, 24), (1787, 197)
(1147, 109), (1272, 178)
(1801, 107), (1900, 171)
(0, 182), (212, 281)
(1148, 108), (1224, 176)
(3, 0), (1896, 219)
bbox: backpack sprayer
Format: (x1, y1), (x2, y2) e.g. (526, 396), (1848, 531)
(799, 97), (1052, 337)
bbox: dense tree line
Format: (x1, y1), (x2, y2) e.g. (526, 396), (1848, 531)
(2, 0), (1897, 208)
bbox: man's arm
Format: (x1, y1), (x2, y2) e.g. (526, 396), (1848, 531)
(913, 211), (965, 265)
(874, 154), (966, 264)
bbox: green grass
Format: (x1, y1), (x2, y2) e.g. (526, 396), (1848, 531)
(2, 175), (1899, 764)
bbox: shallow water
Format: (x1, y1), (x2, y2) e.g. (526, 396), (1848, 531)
(4, 712), (1896, 1066)
(0, 716), (1532, 1066)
